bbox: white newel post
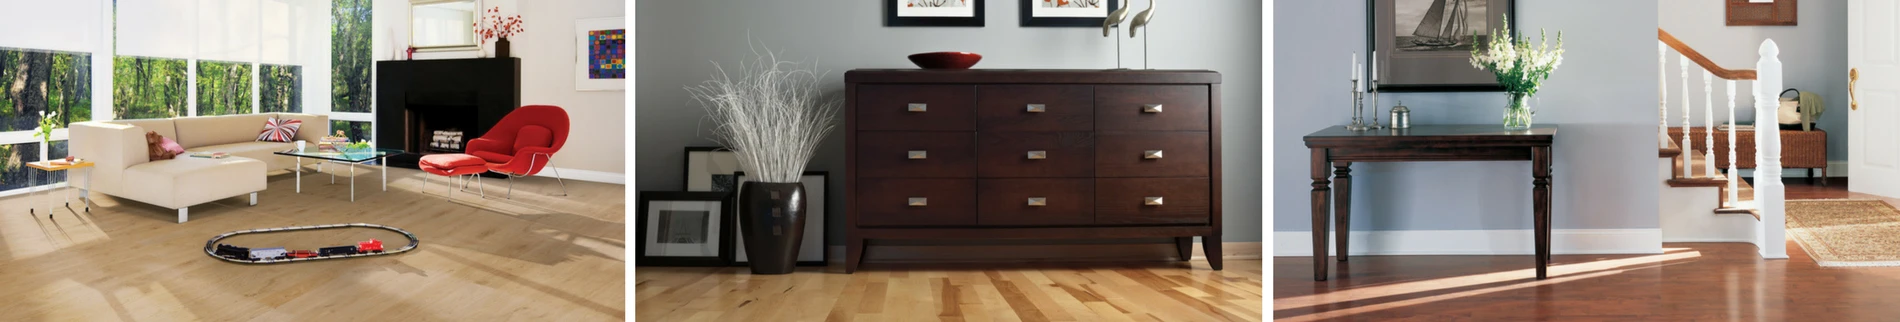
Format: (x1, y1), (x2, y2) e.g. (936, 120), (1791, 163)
(1704, 71), (1716, 177)
(1660, 41), (1669, 148)
(1681, 54), (1693, 177)
(1755, 40), (1788, 259)
(1727, 80), (1738, 206)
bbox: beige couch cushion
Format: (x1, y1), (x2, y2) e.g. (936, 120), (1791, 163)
(173, 114), (274, 149)
(109, 119), (178, 141)
(120, 157), (266, 209)
(187, 141), (297, 170)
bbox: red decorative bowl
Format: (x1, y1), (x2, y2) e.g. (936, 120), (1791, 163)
(907, 52), (982, 70)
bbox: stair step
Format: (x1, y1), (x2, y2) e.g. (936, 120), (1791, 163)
(1713, 207), (1763, 220)
(1667, 177), (1727, 187)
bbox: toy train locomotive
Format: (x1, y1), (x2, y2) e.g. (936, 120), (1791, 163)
(213, 239), (384, 261)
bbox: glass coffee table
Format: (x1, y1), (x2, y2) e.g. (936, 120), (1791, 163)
(274, 147), (402, 202)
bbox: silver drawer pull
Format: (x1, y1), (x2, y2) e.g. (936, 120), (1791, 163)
(908, 197), (928, 206)
(1027, 197), (1047, 206)
(1143, 150), (1164, 159)
(908, 103), (928, 112)
(1026, 150), (1047, 160)
(1026, 104), (1046, 113)
(1142, 104), (1164, 113)
(908, 150), (928, 159)
(1144, 197), (1164, 206)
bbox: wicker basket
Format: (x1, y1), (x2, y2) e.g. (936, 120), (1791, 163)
(1666, 127), (1827, 170)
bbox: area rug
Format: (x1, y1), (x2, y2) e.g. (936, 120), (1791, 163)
(1787, 199), (1900, 267)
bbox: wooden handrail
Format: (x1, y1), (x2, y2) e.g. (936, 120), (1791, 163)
(1660, 28), (1757, 80)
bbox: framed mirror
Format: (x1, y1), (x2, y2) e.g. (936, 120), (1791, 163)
(410, 0), (479, 51)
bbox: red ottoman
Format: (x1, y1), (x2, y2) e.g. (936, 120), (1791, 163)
(419, 154), (490, 199)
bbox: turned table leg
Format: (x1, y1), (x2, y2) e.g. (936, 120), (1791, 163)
(1310, 148), (1332, 281)
(1334, 163), (1352, 262)
(1533, 146), (1553, 279)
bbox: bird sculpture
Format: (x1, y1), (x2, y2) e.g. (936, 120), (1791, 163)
(1102, 4), (1130, 37)
(1128, 0), (1155, 38)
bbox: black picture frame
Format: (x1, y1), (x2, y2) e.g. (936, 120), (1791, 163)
(886, 0), (986, 27)
(1368, 0), (1515, 92)
(682, 146), (741, 192)
(1019, 0), (1119, 27)
(635, 191), (734, 267)
(726, 171), (831, 267)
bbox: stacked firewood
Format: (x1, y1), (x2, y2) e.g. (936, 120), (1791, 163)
(431, 130), (465, 151)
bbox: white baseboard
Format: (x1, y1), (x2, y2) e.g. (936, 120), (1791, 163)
(1272, 229), (1663, 256)
(534, 167), (624, 184)
(1735, 160), (1846, 178)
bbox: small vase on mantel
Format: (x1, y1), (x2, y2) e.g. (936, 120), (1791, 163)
(1503, 92), (1535, 130)
(495, 37), (512, 58)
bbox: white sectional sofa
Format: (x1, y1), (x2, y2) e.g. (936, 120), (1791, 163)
(70, 113), (329, 223)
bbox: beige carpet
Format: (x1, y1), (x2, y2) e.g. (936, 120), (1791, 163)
(1787, 199), (1900, 267)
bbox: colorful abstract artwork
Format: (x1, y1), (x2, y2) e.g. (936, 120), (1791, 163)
(587, 29), (626, 79)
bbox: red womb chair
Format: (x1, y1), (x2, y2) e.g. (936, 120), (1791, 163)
(466, 105), (570, 198)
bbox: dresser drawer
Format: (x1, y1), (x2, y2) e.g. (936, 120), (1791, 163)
(1095, 132), (1210, 177)
(858, 132), (974, 178)
(977, 179), (1094, 226)
(977, 131), (1093, 178)
(977, 85), (1093, 132)
(857, 85), (975, 131)
(1095, 85), (1210, 131)
(1095, 178), (1210, 225)
(859, 179), (976, 227)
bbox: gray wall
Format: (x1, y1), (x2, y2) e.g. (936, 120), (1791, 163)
(636, 1), (1264, 242)
(1272, 1), (1660, 233)
(1659, 0), (1847, 165)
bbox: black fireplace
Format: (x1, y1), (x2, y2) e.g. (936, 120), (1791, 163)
(375, 58), (520, 169)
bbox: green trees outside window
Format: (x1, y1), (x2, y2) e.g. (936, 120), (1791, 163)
(196, 60), (252, 116)
(112, 56), (188, 120)
(332, 0), (372, 113)
(261, 64), (301, 113)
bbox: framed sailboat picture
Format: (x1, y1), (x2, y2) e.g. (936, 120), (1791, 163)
(1369, 0), (1514, 92)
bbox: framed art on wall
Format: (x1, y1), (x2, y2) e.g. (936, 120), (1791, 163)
(574, 17), (625, 91)
(887, 0), (985, 27)
(636, 191), (733, 266)
(728, 171), (829, 266)
(1020, 0), (1118, 27)
(683, 146), (742, 191)
(1726, 0), (1796, 26)
(1369, 0), (1514, 92)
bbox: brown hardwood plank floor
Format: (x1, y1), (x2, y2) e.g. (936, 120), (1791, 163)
(636, 260), (1263, 321)
(0, 166), (626, 321)
(1272, 177), (1900, 321)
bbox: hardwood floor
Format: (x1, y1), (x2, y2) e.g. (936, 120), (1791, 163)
(636, 260), (1263, 321)
(1273, 177), (1900, 321)
(0, 166), (625, 321)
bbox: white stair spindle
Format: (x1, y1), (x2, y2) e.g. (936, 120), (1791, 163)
(1681, 54), (1693, 177)
(1727, 79), (1738, 207)
(1755, 40), (1786, 259)
(1660, 41), (1669, 148)
(1704, 70), (1716, 178)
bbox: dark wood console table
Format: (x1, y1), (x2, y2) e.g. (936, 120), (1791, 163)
(1302, 124), (1557, 281)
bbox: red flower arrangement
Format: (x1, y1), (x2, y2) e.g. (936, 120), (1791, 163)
(472, 7), (525, 43)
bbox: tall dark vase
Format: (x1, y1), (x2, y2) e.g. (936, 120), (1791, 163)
(495, 37), (512, 58)
(738, 181), (806, 274)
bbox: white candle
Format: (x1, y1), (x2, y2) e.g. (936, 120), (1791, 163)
(1371, 50), (1379, 82)
(1350, 52), (1358, 81)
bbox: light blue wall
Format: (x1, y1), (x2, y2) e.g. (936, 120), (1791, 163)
(1272, 0), (1660, 232)
(637, 1), (1265, 242)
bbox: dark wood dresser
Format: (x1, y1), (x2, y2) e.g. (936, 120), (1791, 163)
(842, 69), (1222, 273)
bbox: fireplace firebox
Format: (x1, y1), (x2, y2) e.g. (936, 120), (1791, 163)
(375, 58), (520, 170)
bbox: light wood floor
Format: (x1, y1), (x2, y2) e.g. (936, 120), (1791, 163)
(0, 165), (626, 321)
(636, 260), (1263, 322)
(1274, 178), (1900, 321)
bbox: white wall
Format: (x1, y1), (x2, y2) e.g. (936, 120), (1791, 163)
(375, 0), (626, 180)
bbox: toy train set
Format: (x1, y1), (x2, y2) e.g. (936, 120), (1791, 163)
(204, 223), (418, 264)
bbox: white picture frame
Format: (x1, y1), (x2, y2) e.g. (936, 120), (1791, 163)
(573, 16), (625, 91)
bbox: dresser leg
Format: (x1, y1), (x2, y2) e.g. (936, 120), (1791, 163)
(1203, 235), (1223, 270)
(1174, 237), (1194, 262)
(845, 237), (865, 274)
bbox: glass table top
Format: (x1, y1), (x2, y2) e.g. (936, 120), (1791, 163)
(273, 147), (404, 163)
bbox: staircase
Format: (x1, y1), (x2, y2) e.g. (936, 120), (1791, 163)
(1655, 28), (1788, 258)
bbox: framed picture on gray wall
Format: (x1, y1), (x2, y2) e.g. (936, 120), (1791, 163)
(1019, 0), (1118, 27)
(1369, 0), (1514, 92)
(887, 0), (985, 27)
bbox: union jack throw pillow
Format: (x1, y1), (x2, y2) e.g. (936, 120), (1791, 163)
(258, 117), (302, 142)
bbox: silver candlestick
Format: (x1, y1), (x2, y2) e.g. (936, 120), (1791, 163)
(1345, 79), (1375, 131)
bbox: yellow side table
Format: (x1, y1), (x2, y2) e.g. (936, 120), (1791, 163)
(26, 160), (93, 219)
